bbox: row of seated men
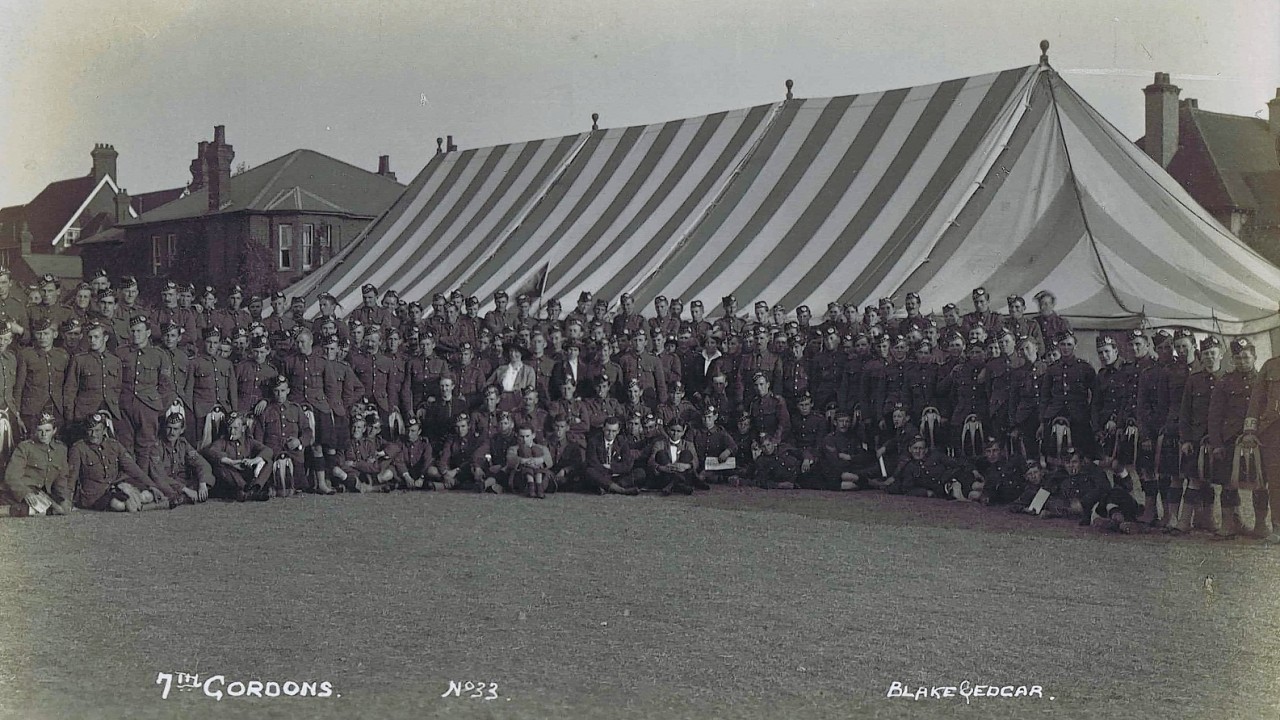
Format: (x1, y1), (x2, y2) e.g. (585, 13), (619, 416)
(1, 366), (1268, 543)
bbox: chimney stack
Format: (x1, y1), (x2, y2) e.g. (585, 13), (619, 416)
(204, 125), (235, 213)
(90, 143), (118, 183)
(1143, 72), (1181, 168)
(377, 155), (396, 181)
(114, 189), (132, 224)
(190, 141), (209, 190)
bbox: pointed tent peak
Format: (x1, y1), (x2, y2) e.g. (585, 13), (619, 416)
(1039, 40), (1050, 67)
(591, 113), (600, 131)
(785, 79), (794, 101)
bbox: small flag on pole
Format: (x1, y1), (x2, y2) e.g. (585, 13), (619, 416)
(513, 262), (550, 313)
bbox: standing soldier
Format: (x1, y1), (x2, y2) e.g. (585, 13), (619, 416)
(234, 337), (278, 415)
(0, 267), (29, 342)
(350, 284), (389, 329)
(155, 281), (200, 349)
(117, 276), (148, 321)
(29, 275), (68, 338)
(483, 290), (515, 336)
(1007, 335), (1047, 460)
(618, 332), (668, 407)
(1093, 335), (1134, 465)
(809, 328), (844, 412)
(373, 327), (412, 433)
(0, 321), (17, 467)
(158, 322), (193, 419)
(1131, 330), (1171, 526)
(62, 323), (122, 440)
(1245, 337), (1280, 544)
(1208, 338), (1259, 539)
(1040, 332), (1096, 460)
(747, 371), (790, 442)
(771, 336), (810, 410)
(1033, 290), (1072, 344)
(1003, 295), (1043, 350)
(715, 295), (747, 337)
(190, 329), (236, 447)
(941, 340), (989, 457)
(281, 330), (334, 493)
(263, 292), (295, 337)
(253, 376), (313, 494)
(308, 293), (349, 344)
(1159, 330), (1197, 526)
(115, 315), (174, 469)
(409, 331), (450, 411)
(15, 318), (68, 434)
(1175, 336), (1223, 533)
(981, 330), (1019, 442)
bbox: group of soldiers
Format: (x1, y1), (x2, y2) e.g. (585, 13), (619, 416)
(2, 272), (1278, 542)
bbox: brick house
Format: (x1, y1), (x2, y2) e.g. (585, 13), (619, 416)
(1137, 73), (1280, 264)
(0, 144), (183, 288)
(80, 126), (404, 297)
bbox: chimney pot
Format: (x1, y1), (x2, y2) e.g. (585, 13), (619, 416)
(214, 125), (226, 143)
(90, 143), (119, 183)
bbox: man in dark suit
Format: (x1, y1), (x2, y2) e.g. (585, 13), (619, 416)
(584, 417), (642, 495)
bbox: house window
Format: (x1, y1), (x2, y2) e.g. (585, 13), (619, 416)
(65, 227), (81, 243)
(318, 225), (332, 265)
(278, 224), (293, 270)
(0, 250), (10, 268)
(301, 223), (314, 270)
(151, 235), (164, 276)
(167, 234), (177, 266)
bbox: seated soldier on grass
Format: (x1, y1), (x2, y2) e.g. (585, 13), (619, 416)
(742, 433), (799, 489)
(584, 416), (642, 495)
(201, 412), (273, 502)
(4, 413), (72, 516)
(813, 411), (880, 491)
(70, 412), (182, 511)
(153, 411), (213, 503)
(973, 438), (1028, 505)
(432, 413), (487, 491)
(506, 424), (552, 499)
(478, 411), (519, 493)
(1043, 448), (1140, 533)
(545, 417), (586, 492)
(688, 404), (738, 486)
(391, 417), (435, 489)
(648, 418), (699, 494)
(332, 413), (394, 493)
(883, 436), (970, 500)
(1009, 460), (1049, 515)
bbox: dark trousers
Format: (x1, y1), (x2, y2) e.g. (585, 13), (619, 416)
(584, 467), (644, 491)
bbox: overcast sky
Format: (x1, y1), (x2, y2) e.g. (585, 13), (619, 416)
(2, 0), (1277, 207)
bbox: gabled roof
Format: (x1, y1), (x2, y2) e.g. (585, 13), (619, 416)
(1158, 108), (1280, 218)
(121, 149), (405, 226)
(130, 187), (186, 215)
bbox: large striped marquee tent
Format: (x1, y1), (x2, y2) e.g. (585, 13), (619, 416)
(288, 56), (1280, 337)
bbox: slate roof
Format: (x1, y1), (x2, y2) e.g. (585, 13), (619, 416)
(121, 149), (405, 226)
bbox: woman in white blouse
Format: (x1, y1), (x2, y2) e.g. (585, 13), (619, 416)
(487, 343), (537, 411)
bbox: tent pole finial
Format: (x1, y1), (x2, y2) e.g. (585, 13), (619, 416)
(436, 137), (443, 155)
(1039, 39), (1050, 67)
(592, 113), (599, 131)
(785, 79), (794, 101)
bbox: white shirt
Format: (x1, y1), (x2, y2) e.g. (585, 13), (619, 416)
(501, 364), (520, 392)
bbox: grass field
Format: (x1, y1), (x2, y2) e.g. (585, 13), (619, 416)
(1, 487), (1278, 720)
